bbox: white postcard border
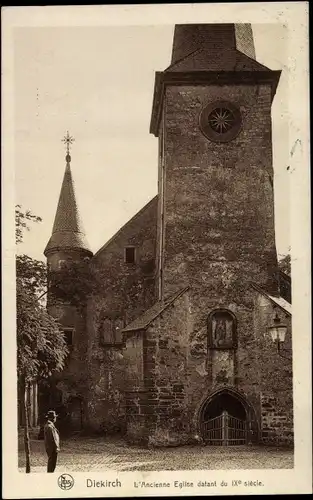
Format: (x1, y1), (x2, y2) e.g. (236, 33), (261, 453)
(2, 2), (311, 497)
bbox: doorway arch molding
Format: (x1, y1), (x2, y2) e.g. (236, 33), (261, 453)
(196, 386), (260, 444)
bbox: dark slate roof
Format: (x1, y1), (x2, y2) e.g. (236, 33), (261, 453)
(165, 48), (271, 73)
(170, 24), (256, 66)
(168, 24), (271, 73)
(122, 286), (189, 333)
(44, 161), (92, 256)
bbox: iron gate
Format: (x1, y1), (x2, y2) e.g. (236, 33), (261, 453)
(203, 410), (247, 445)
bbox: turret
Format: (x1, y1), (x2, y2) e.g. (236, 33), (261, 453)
(40, 133), (93, 435)
(44, 132), (93, 273)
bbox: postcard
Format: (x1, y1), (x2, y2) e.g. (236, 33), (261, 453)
(2, 2), (311, 498)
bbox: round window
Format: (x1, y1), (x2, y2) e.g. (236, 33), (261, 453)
(199, 101), (242, 143)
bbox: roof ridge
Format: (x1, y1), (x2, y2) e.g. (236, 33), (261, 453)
(165, 47), (202, 72)
(235, 49), (272, 71)
(123, 286), (189, 333)
(163, 47), (273, 73)
(279, 269), (291, 282)
(250, 282), (291, 315)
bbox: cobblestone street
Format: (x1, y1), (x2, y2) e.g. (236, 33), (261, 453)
(18, 436), (293, 473)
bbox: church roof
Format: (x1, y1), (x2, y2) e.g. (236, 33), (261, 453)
(93, 195), (158, 258)
(122, 286), (189, 333)
(251, 283), (292, 316)
(44, 156), (92, 256)
(166, 23), (268, 73)
(165, 48), (270, 73)
(170, 24), (256, 66)
(267, 293), (292, 315)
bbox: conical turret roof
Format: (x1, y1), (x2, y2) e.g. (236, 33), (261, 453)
(44, 154), (92, 256)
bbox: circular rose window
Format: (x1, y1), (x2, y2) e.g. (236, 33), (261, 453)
(199, 101), (242, 143)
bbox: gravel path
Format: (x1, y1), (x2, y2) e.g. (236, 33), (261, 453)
(18, 436), (293, 473)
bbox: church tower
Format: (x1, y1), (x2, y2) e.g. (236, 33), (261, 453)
(135, 24), (290, 446)
(42, 133), (93, 433)
(151, 23), (281, 304)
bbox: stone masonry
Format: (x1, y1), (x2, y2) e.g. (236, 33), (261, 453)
(42, 24), (293, 448)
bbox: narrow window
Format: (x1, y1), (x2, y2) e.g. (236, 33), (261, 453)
(63, 328), (74, 346)
(125, 246), (136, 264)
(99, 315), (124, 345)
(102, 317), (114, 344)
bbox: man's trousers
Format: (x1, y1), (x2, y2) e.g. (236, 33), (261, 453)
(47, 451), (58, 472)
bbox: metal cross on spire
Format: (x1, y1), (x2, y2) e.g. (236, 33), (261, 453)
(62, 131), (75, 163)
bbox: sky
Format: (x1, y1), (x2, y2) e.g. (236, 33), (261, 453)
(14, 23), (289, 262)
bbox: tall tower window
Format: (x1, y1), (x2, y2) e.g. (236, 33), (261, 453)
(125, 246), (136, 264)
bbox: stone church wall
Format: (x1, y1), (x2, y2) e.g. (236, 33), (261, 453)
(42, 301), (90, 435)
(161, 83), (279, 299)
(260, 394), (293, 446)
(254, 293), (293, 445)
(122, 332), (146, 442)
(184, 294), (262, 442)
(91, 196), (157, 325)
(149, 80), (287, 445)
(124, 291), (191, 446)
(84, 197), (158, 433)
(124, 287), (292, 447)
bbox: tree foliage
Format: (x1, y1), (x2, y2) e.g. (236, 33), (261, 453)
(17, 255), (47, 298)
(15, 205), (42, 245)
(16, 205), (69, 473)
(16, 206), (68, 384)
(278, 254), (291, 276)
(49, 259), (95, 308)
(17, 285), (68, 381)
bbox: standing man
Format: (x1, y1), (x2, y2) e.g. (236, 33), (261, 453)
(44, 410), (60, 473)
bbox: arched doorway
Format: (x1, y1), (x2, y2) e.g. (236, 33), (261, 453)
(199, 389), (257, 446)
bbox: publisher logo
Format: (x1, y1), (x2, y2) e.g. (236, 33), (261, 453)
(58, 474), (74, 490)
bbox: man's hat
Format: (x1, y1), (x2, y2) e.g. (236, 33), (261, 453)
(46, 410), (58, 419)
